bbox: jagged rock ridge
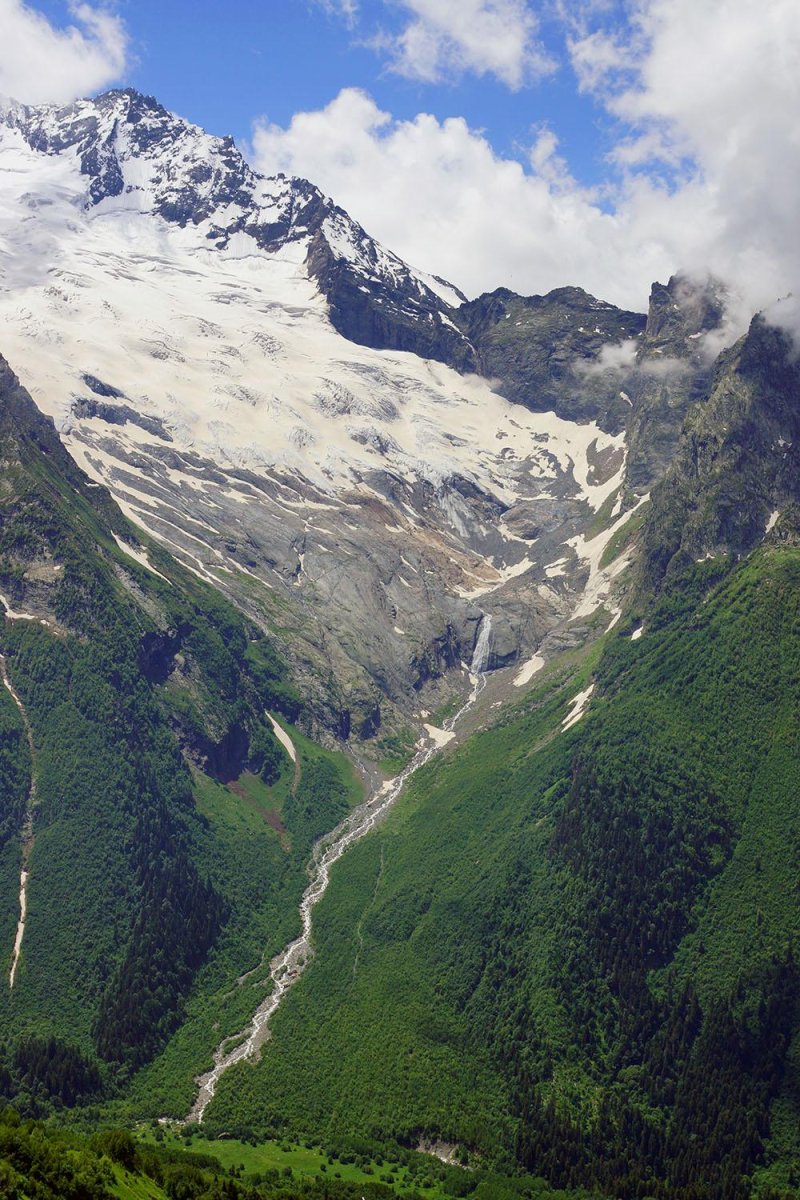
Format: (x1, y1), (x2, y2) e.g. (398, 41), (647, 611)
(639, 312), (800, 589)
(0, 88), (473, 369)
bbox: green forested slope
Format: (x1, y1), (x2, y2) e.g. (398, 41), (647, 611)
(203, 644), (593, 1151)
(207, 546), (800, 1200)
(0, 355), (359, 1116)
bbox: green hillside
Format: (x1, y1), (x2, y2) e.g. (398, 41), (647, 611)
(206, 546), (800, 1200)
(0, 357), (360, 1117)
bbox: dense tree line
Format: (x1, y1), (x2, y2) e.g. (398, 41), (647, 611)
(0, 1037), (102, 1114)
(283, 759), (352, 857)
(93, 804), (228, 1070)
(480, 553), (800, 1198)
(0, 685), (29, 853)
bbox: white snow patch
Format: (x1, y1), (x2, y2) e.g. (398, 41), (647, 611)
(0, 592), (50, 625)
(112, 533), (171, 583)
(413, 269), (464, 309)
(562, 684), (595, 731)
(514, 653), (545, 687)
(424, 723), (455, 748)
(266, 713), (297, 764)
(568, 494), (650, 621)
(455, 556), (533, 599)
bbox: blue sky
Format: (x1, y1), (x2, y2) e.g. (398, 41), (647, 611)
(28, 0), (617, 188)
(1, 0), (798, 323)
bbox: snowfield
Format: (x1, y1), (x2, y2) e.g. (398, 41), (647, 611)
(0, 127), (623, 511)
(0, 96), (636, 717)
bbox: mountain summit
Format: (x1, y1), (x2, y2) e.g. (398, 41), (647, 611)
(0, 86), (653, 738)
(1, 88), (473, 368)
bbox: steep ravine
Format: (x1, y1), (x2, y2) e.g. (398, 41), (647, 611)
(187, 617), (494, 1122)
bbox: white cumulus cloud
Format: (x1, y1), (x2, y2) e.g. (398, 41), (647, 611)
(377, 0), (554, 87)
(252, 87), (691, 309)
(321, 0), (553, 87)
(257, 0), (800, 334)
(570, 0), (800, 329)
(0, 0), (128, 104)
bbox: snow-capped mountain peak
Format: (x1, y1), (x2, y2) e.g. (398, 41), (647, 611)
(2, 87), (314, 226)
(0, 88), (472, 366)
(0, 86), (641, 735)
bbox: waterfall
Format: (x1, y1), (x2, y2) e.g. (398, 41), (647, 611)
(471, 614), (493, 675)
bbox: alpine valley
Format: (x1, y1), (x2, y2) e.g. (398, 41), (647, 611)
(0, 88), (798, 1200)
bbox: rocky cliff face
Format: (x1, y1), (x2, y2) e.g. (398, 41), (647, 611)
(639, 312), (800, 590)
(306, 228), (475, 370)
(456, 285), (646, 430)
(622, 274), (727, 492)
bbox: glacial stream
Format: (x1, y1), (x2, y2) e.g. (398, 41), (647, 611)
(187, 616), (493, 1122)
(0, 652), (36, 990)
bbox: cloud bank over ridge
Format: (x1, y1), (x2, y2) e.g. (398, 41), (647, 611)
(259, 0), (800, 328)
(2, 0), (798, 338)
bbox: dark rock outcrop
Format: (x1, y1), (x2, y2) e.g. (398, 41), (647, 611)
(639, 313), (800, 591)
(456, 285), (646, 430)
(623, 274), (727, 491)
(307, 232), (475, 370)
(71, 396), (172, 441)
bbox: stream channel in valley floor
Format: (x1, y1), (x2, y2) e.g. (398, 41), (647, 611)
(187, 615), (494, 1122)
